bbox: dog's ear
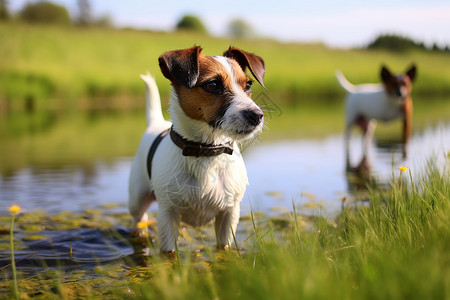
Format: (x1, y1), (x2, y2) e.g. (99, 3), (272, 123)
(380, 65), (393, 83)
(223, 47), (266, 88)
(406, 64), (417, 82)
(159, 46), (202, 89)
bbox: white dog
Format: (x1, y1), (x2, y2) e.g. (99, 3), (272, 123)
(128, 46), (265, 252)
(336, 65), (416, 157)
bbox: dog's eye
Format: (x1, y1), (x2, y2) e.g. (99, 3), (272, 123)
(245, 80), (253, 93)
(203, 80), (223, 94)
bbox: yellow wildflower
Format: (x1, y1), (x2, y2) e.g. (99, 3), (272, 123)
(398, 166), (408, 172)
(9, 205), (21, 215)
(137, 221), (147, 229)
(137, 220), (156, 229)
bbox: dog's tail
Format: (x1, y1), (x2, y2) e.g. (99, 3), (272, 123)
(335, 70), (356, 93)
(140, 72), (165, 127)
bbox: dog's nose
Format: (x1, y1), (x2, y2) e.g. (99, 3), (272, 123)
(242, 109), (263, 126)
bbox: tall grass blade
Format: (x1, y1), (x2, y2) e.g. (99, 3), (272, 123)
(230, 224), (242, 258)
(9, 214), (19, 300)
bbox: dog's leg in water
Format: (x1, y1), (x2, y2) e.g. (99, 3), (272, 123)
(157, 208), (180, 252)
(215, 205), (240, 250)
(363, 119), (377, 155)
(128, 190), (155, 236)
(354, 115), (376, 156)
(402, 98), (413, 158)
(344, 122), (353, 156)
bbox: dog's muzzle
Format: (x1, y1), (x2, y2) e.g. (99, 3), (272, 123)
(242, 109), (264, 127)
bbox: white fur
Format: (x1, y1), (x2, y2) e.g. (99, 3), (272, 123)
(129, 62), (262, 252)
(336, 71), (404, 153)
(212, 57), (264, 142)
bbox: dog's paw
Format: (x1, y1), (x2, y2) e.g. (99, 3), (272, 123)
(130, 227), (148, 237)
(216, 243), (230, 251)
(159, 250), (177, 261)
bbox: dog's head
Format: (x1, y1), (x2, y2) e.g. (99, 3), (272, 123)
(159, 46), (265, 142)
(381, 64), (417, 101)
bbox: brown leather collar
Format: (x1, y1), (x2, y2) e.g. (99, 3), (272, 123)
(170, 126), (233, 157)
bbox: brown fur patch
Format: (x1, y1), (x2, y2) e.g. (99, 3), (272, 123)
(173, 53), (251, 125)
(402, 96), (413, 143)
(382, 68), (414, 97)
(355, 115), (369, 133)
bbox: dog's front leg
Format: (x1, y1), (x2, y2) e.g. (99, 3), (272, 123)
(344, 118), (354, 156)
(402, 98), (413, 158)
(215, 204), (240, 250)
(128, 189), (156, 236)
(363, 120), (377, 155)
(157, 207), (180, 252)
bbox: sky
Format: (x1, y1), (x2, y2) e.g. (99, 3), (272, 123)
(10, 0), (450, 48)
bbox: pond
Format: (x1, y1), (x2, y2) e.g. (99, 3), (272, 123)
(3, 122), (449, 217)
(0, 97), (449, 275)
(1, 98), (449, 217)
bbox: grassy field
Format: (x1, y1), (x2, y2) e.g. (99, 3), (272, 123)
(1, 158), (449, 299)
(1, 24), (450, 111)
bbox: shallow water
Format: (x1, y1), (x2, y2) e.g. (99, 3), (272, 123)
(1, 121), (449, 217)
(245, 122), (450, 216)
(0, 104), (449, 275)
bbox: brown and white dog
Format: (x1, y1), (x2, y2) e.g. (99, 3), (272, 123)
(336, 65), (416, 157)
(128, 46), (265, 252)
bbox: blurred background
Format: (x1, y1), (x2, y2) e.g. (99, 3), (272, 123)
(1, 0), (450, 216)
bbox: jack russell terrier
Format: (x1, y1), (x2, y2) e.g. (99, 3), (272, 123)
(128, 46), (265, 252)
(336, 65), (416, 157)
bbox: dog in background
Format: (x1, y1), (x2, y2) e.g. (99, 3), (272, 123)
(128, 46), (265, 252)
(336, 65), (417, 157)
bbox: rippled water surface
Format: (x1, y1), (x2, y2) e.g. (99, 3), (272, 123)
(2, 122), (449, 217)
(1, 103), (449, 270)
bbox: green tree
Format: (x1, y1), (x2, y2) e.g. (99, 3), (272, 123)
(228, 19), (255, 39)
(20, 1), (70, 25)
(77, 0), (92, 26)
(176, 15), (208, 34)
(0, 0), (9, 20)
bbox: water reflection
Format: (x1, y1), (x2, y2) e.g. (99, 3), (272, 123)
(344, 136), (399, 201)
(1, 106), (449, 217)
(345, 153), (373, 194)
(0, 160), (132, 215)
(0, 225), (153, 272)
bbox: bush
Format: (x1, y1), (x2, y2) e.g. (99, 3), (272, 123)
(176, 15), (208, 34)
(228, 19), (255, 39)
(367, 34), (426, 52)
(367, 34), (450, 53)
(20, 1), (70, 25)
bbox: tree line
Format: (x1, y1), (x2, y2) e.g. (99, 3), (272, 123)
(0, 0), (255, 38)
(0, 0), (111, 27)
(0, 1), (448, 51)
(367, 34), (450, 53)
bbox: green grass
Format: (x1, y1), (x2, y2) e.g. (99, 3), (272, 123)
(119, 159), (450, 300)
(1, 24), (450, 111)
(1, 23), (450, 299)
(1, 157), (449, 299)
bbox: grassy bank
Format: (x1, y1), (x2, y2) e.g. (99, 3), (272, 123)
(1, 24), (450, 111)
(126, 161), (450, 300)
(1, 157), (449, 299)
